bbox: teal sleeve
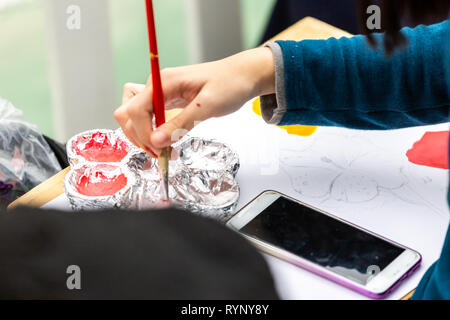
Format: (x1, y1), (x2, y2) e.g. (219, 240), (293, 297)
(276, 21), (450, 129)
(413, 224), (450, 300)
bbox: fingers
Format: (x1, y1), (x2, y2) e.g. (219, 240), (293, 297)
(113, 104), (128, 130)
(115, 67), (206, 156)
(129, 108), (157, 155)
(123, 120), (140, 148)
(122, 83), (145, 105)
(115, 107), (143, 153)
(115, 88), (159, 158)
(151, 99), (208, 149)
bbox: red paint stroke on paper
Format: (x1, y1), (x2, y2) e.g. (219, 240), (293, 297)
(406, 131), (449, 169)
(74, 131), (129, 162)
(76, 168), (128, 197)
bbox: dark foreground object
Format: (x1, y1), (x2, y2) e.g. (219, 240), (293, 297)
(0, 208), (278, 299)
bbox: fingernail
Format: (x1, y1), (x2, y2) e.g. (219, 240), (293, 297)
(152, 130), (169, 147)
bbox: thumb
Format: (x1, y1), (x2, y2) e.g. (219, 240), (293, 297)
(150, 107), (200, 149)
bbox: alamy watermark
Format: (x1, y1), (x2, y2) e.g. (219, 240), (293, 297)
(366, 5), (381, 30)
(366, 265), (381, 282)
(66, 5), (81, 30)
(66, 265), (81, 290)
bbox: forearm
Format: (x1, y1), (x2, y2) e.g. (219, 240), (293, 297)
(261, 21), (450, 130)
(220, 47), (276, 99)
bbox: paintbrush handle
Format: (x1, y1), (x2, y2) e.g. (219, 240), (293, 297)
(145, 0), (166, 128)
(145, 0), (169, 201)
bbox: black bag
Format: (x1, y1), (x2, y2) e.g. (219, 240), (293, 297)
(0, 208), (278, 300)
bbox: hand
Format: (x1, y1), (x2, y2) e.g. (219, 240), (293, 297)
(114, 47), (275, 157)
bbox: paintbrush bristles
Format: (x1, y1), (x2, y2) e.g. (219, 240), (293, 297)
(158, 147), (170, 201)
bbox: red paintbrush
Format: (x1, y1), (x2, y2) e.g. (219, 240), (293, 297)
(145, 0), (169, 200)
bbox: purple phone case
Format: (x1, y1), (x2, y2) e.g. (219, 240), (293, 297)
(230, 190), (422, 299)
(284, 247), (421, 299)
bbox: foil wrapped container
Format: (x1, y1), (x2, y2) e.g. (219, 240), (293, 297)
(176, 137), (240, 177)
(64, 163), (135, 210)
(65, 130), (240, 221)
(66, 129), (136, 167)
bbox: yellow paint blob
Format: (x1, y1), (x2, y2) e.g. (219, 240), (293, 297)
(279, 124), (318, 136)
(252, 98), (317, 137)
(252, 98), (262, 116)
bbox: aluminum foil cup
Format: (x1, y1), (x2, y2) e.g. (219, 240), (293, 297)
(174, 136), (240, 177)
(130, 163), (239, 220)
(67, 129), (134, 167)
(65, 163), (135, 210)
(171, 168), (240, 220)
(126, 137), (240, 220)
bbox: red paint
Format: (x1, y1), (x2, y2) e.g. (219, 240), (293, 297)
(75, 166), (127, 197)
(74, 131), (129, 162)
(406, 131), (449, 169)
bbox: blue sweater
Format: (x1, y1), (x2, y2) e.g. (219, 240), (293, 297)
(264, 21), (449, 299)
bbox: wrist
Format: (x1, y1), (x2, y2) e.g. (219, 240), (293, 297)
(225, 47), (275, 99)
(248, 47), (276, 97)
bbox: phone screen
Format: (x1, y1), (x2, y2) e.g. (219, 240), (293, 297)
(240, 196), (405, 285)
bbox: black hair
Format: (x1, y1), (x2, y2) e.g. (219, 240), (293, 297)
(358, 0), (450, 54)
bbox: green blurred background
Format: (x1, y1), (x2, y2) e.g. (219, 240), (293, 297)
(0, 0), (276, 138)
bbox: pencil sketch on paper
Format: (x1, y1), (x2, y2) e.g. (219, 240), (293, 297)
(279, 131), (448, 218)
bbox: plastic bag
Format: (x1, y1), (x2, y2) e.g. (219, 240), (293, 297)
(0, 97), (62, 208)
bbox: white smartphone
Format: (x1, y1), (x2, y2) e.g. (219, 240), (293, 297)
(226, 190), (421, 299)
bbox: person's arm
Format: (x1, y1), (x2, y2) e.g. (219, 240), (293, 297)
(114, 48), (275, 157)
(114, 21), (449, 156)
(261, 20), (450, 130)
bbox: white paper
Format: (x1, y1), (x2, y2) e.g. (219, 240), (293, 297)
(44, 100), (449, 300)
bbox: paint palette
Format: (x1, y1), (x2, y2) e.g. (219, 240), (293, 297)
(65, 130), (137, 210)
(64, 129), (240, 220)
(68, 130), (132, 166)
